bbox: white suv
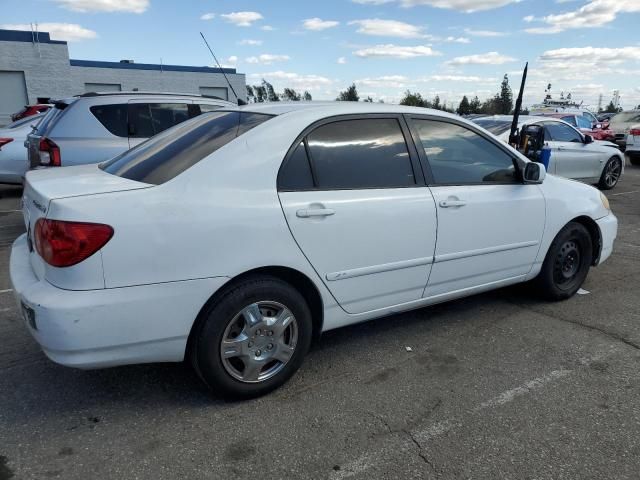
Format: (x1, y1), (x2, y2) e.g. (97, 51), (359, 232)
(26, 91), (234, 170)
(626, 124), (640, 166)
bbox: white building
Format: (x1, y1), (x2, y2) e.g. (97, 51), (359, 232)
(0, 29), (246, 125)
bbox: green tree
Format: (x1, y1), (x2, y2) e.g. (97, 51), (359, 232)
(457, 95), (471, 115)
(282, 88), (301, 101)
(263, 79), (280, 102)
(469, 96), (482, 114)
(498, 74), (513, 114)
(336, 83), (359, 101)
(302, 91), (312, 101)
(252, 84), (267, 103)
(399, 90), (425, 107)
(363, 96), (373, 102)
(432, 95), (441, 110)
(603, 101), (622, 113)
(246, 86), (255, 103)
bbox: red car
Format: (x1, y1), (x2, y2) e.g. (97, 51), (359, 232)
(10, 104), (52, 122)
(538, 113), (615, 142)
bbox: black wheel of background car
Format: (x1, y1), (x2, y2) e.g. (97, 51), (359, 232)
(534, 222), (593, 301)
(629, 154), (640, 167)
(598, 157), (622, 190)
(191, 275), (312, 399)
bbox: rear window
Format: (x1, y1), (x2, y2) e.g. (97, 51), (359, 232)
(101, 111), (272, 185)
(472, 119), (512, 135)
(90, 104), (128, 137)
(35, 104), (66, 135)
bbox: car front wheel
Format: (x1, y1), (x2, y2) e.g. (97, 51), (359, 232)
(534, 222), (593, 301)
(598, 157), (622, 190)
(191, 275), (313, 399)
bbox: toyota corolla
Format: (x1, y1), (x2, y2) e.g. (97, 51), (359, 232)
(10, 103), (617, 398)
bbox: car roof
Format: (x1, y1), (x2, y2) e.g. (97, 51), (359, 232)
(227, 101), (465, 120)
(54, 91), (236, 105)
(474, 115), (566, 126)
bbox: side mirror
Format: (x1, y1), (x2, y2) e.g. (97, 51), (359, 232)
(523, 162), (546, 184)
(584, 134), (594, 144)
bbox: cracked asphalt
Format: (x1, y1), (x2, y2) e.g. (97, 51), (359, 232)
(0, 162), (639, 480)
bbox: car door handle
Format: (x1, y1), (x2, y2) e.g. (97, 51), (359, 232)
(557, 145), (566, 151)
(296, 208), (335, 218)
(439, 200), (466, 208)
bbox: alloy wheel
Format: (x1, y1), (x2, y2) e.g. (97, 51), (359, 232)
(604, 159), (621, 188)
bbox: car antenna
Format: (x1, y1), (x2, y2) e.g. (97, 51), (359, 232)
(199, 32), (246, 106)
(509, 62), (528, 147)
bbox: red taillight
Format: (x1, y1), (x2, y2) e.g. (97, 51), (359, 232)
(0, 138), (13, 149)
(34, 219), (113, 267)
(630, 128), (640, 136)
(39, 137), (61, 166)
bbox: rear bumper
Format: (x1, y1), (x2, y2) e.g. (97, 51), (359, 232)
(595, 213), (617, 266)
(10, 234), (229, 369)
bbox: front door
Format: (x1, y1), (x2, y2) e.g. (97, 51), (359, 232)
(544, 121), (601, 179)
(407, 117), (546, 298)
(278, 116), (437, 314)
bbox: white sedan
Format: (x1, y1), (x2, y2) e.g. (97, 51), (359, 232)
(10, 103), (617, 398)
(0, 113), (43, 184)
(473, 115), (625, 190)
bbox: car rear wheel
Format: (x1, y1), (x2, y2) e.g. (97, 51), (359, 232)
(598, 157), (622, 190)
(191, 275), (312, 399)
(534, 222), (593, 301)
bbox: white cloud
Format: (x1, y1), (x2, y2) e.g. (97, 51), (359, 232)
(220, 11), (264, 27)
(261, 25), (275, 31)
(247, 71), (333, 92)
(53, 0), (148, 13)
(525, 0), (640, 34)
(239, 39), (263, 46)
(427, 75), (496, 82)
(446, 51), (516, 65)
(349, 19), (426, 38)
(445, 36), (470, 43)
(1, 22), (97, 41)
(523, 15), (535, 22)
(354, 44), (441, 59)
(539, 46), (640, 64)
(245, 54), (290, 65)
(303, 18), (340, 31)
(353, 0), (522, 12)
(200, 13), (215, 20)
(463, 28), (508, 37)
(352, 0), (394, 4)
(357, 75), (411, 87)
(337, 56), (347, 64)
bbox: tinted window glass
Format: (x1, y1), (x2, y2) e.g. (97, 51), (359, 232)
(90, 104), (128, 137)
(128, 104), (155, 138)
(561, 115), (577, 127)
(199, 104), (221, 113)
(472, 119), (512, 135)
(545, 122), (583, 142)
(576, 115), (592, 129)
(278, 141), (314, 190)
(149, 103), (190, 133)
(306, 118), (414, 189)
(101, 111), (272, 185)
(413, 119), (517, 184)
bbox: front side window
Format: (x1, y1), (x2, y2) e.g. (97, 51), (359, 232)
(101, 111), (272, 185)
(545, 122), (583, 142)
(305, 118), (415, 189)
(576, 116), (592, 129)
(561, 116), (577, 127)
(412, 119), (517, 184)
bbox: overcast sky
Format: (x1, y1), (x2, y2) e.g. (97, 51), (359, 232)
(2, 0), (639, 109)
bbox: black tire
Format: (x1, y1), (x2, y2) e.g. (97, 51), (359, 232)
(191, 275), (312, 399)
(534, 222), (593, 301)
(629, 154), (640, 167)
(598, 156), (622, 190)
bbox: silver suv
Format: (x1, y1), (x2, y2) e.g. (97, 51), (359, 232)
(27, 92), (234, 169)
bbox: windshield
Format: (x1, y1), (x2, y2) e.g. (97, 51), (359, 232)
(101, 110), (273, 185)
(472, 119), (512, 135)
(611, 112), (640, 124)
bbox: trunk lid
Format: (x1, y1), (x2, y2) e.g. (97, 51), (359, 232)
(22, 165), (151, 282)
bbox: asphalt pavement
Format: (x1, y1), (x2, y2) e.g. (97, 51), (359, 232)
(0, 165), (639, 480)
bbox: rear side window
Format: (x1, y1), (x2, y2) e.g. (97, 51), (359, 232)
(305, 118), (415, 189)
(412, 119), (517, 184)
(101, 111), (272, 185)
(279, 142), (315, 190)
(128, 104), (155, 138)
(199, 104), (221, 113)
(149, 103), (190, 133)
(90, 104), (128, 137)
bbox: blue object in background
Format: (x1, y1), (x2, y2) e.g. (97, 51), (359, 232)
(540, 146), (552, 171)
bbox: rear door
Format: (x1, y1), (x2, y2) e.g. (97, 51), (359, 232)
(278, 115), (437, 314)
(407, 116), (545, 298)
(544, 121), (601, 179)
(127, 100), (193, 148)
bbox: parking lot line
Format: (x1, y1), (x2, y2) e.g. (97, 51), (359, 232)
(609, 190), (640, 196)
(0, 289), (14, 294)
